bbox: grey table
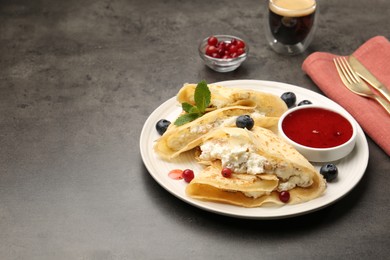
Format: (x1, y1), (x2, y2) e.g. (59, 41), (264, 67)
(1, 0), (389, 259)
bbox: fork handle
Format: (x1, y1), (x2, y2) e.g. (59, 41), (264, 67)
(373, 95), (390, 115)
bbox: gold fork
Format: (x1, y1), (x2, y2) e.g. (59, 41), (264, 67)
(334, 56), (390, 115)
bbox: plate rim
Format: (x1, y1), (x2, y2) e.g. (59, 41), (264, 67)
(140, 79), (369, 219)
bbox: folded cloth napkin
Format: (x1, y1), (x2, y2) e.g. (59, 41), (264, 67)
(302, 36), (390, 156)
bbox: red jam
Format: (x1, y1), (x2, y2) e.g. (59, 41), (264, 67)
(168, 169), (183, 180)
(281, 107), (353, 148)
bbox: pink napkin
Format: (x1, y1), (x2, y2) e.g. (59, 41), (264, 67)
(302, 36), (390, 156)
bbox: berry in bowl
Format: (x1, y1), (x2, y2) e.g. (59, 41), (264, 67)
(278, 105), (357, 162)
(198, 35), (249, 73)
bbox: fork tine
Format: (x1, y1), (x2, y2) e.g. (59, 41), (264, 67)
(333, 58), (343, 80)
(333, 58), (342, 77)
(338, 57), (354, 83)
(340, 57), (360, 83)
(338, 57), (353, 82)
(334, 57), (352, 84)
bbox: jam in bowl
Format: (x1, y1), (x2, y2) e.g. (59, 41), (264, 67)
(278, 105), (357, 162)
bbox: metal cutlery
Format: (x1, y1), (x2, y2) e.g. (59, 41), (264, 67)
(348, 55), (390, 104)
(333, 57), (390, 115)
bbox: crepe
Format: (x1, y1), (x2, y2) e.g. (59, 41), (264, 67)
(155, 83), (287, 160)
(177, 83), (288, 117)
(186, 161), (281, 207)
(154, 106), (280, 160)
(186, 127), (326, 207)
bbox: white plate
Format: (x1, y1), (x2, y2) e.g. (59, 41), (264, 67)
(140, 80), (369, 219)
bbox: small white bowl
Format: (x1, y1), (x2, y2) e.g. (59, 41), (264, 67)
(198, 35), (248, 73)
(278, 105), (357, 162)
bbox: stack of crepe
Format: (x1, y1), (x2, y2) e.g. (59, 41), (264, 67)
(154, 83), (326, 207)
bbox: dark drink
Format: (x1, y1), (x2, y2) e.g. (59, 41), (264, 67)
(265, 0), (317, 54)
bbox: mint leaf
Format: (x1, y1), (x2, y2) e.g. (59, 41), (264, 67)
(174, 113), (201, 126)
(182, 102), (200, 114)
(174, 80), (211, 126)
(182, 102), (194, 113)
(188, 106), (200, 114)
(194, 80), (211, 113)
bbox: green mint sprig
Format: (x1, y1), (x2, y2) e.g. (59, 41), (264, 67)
(174, 80), (211, 126)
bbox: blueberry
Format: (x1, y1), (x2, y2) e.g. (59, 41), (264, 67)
(320, 163), (338, 182)
(236, 115), (254, 130)
(298, 100), (312, 106)
(156, 119), (171, 135)
(281, 92), (296, 108)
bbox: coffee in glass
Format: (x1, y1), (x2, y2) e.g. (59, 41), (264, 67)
(265, 0), (318, 55)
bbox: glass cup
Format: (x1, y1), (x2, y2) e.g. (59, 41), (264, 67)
(264, 0), (318, 55)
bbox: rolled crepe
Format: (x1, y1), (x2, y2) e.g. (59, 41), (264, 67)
(177, 83), (288, 117)
(186, 127), (326, 207)
(154, 106), (279, 160)
(186, 161), (281, 207)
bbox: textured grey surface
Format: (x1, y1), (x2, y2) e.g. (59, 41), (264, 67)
(1, 0), (389, 259)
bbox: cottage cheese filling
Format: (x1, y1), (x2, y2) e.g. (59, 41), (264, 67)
(199, 138), (268, 175)
(199, 137), (313, 196)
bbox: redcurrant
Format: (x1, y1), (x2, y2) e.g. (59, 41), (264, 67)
(236, 40), (245, 49)
(205, 45), (217, 56)
(221, 168), (232, 178)
(279, 191), (290, 203)
(182, 169), (195, 183)
(207, 36), (218, 46)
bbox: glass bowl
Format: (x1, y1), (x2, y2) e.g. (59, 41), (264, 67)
(278, 105), (357, 162)
(198, 35), (249, 73)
